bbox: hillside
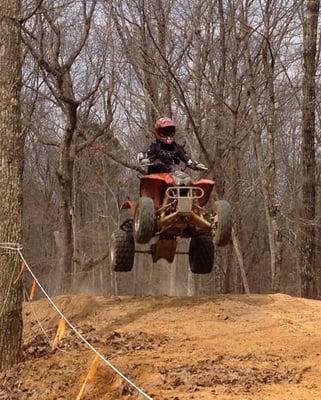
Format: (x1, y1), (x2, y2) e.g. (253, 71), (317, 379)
(1, 293), (321, 399)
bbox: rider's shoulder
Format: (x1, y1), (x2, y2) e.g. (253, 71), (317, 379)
(174, 141), (185, 150)
(147, 141), (159, 149)
(152, 140), (163, 151)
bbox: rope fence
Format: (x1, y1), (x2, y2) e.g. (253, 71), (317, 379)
(0, 243), (154, 400)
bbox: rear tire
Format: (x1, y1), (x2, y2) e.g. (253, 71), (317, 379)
(189, 236), (214, 274)
(111, 231), (135, 272)
(213, 200), (232, 247)
(134, 197), (155, 244)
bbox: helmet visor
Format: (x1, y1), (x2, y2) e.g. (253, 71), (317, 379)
(158, 126), (176, 137)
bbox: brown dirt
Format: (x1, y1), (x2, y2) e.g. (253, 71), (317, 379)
(1, 293), (321, 399)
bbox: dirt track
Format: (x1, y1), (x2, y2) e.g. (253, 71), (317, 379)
(1, 293), (321, 399)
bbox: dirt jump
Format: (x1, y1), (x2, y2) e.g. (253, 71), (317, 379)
(1, 293), (321, 399)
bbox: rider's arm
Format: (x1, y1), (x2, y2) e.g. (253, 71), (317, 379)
(137, 142), (158, 162)
(176, 144), (207, 170)
(176, 144), (199, 167)
(176, 144), (190, 163)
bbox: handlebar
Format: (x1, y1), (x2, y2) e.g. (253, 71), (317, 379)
(189, 164), (208, 172)
(138, 159), (208, 172)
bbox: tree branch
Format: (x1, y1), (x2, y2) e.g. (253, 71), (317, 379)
(78, 76), (103, 103)
(20, 0), (44, 23)
(106, 152), (146, 174)
(73, 250), (109, 271)
(62, 0), (97, 71)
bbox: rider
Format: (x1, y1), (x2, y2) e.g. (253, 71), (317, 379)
(137, 117), (206, 174)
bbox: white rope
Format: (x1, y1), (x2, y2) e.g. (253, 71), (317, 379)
(16, 249), (154, 400)
(0, 242), (22, 246)
(0, 243), (23, 251)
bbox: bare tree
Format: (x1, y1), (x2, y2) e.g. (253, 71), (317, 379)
(0, 0), (23, 369)
(300, 0), (320, 298)
(18, 0), (321, 298)
(22, 0), (114, 290)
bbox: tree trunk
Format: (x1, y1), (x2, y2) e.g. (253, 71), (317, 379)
(242, 4), (283, 293)
(212, 0), (227, 198)
(0, 0), (23, 370)
(300, 0), (320, 298)
(56, 98), (78, 292)
(57, 148), (74, 292)
(155, 0), (172, 117)
(231, 228), (250, 294)
(141, 12), (158, 129)
(261, 7), (283, 293)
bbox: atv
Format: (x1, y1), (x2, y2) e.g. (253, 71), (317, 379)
(110, 162), (232, 274)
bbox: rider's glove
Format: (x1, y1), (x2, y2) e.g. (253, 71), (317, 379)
(195, 163), (207, 171)
(187, 159), (199, 170)
(137, 152), (145, 162)
(187, 159), (208, 171)
(137, 152), (150, 165)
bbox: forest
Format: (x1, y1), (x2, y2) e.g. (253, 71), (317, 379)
(0, 0), (321, 400)
(13, 0), (319, 298)
(1, 0), (321, 379)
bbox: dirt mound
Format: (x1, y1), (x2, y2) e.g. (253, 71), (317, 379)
(3, 294), (321, 399)
(23, 294), (105, 331)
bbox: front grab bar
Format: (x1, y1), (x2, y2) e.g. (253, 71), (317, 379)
(166, 186), (204, 199)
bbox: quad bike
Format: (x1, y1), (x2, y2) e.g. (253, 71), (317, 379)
(110, 162), (232, 274)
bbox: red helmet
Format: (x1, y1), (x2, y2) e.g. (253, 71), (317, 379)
(155, 117), (176, 144)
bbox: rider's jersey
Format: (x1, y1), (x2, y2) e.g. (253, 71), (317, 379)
(144, 140), (189, 173)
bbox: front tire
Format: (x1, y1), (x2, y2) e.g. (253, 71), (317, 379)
(189, 236), (214, 274)
(134, 197), (155, 244)
(111, 231), (135, 272)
